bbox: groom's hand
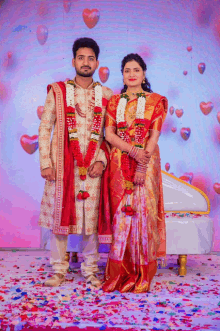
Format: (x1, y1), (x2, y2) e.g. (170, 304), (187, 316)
(41, 167), (56, 181)
(88, 161), (104, 178)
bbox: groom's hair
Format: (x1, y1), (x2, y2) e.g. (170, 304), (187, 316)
(72, 37), (100, 60)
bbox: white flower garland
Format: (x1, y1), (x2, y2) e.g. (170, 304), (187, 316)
(116, 94), (146, 124)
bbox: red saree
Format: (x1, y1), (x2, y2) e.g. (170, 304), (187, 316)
(102, 93), (168, 293)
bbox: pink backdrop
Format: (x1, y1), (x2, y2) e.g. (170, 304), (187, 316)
(0, 0), (219, 250)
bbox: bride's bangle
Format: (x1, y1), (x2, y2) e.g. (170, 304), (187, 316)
(128, 145), (138, 158)
(136, 163), (147, 173)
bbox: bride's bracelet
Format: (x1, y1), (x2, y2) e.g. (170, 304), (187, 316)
(136, 162), (147, 173)
(128, 145), (139, 158)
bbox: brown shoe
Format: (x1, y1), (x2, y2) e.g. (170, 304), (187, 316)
(85, 274), (101, 287)
(44, 273), (65, 287)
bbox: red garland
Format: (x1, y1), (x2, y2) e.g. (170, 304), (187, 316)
(117, 96), (148, 215)
(66, 85), (103, 200)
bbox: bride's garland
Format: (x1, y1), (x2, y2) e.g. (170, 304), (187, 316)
(116, 92), (147, 215)
(66, 80), (103, 200)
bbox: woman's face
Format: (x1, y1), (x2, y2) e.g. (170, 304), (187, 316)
(123, 60), (145, 89)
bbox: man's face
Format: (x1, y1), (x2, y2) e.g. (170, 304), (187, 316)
(72, 47), (99, 77)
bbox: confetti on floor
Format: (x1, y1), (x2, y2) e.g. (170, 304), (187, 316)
(0, 251), (220, 330)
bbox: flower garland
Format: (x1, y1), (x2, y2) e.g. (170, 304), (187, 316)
(66, 80), (103, 200)
(116, 92), (147, 215)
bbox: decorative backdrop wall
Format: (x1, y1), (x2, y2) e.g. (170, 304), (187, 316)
(0, 0), (219, 250)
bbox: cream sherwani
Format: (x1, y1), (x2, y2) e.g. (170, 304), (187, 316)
(38, 80), (113, 276)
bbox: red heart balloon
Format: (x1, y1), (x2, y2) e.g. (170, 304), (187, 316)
(36, 25), (48, 45)
(20, 135), (39, 154)
(183, 71), (188, 75)
(37, 106), (44, 120)
(169, 106), (174, 115)
(98, 67), (110, 83)
(213, 183), (220, 194)
(82, 9), (100, 29)
(217, 111), (220, 124)
(179, 172), (193, 184)
(175, 109), (183, 118)
(171, 127), (177, 133)
(200, 101), (214, 115)
(187, 46), (192, 52)
(180, 128), (191, 141)
(165, 163), (170, 172)
(63, 0), (71, 13)
(198, 62), (206, 74)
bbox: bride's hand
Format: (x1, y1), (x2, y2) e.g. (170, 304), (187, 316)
(134, 171), (146, 186)
(135, 149), (150, 164)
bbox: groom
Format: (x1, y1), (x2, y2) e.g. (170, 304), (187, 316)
(38, 37), (113, 287)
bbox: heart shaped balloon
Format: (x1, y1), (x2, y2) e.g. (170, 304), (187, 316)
(217, 111), (220, 124)
(171, 127), (177, 133)
(63, 0), (71, 13)
(180, 128), (191, 141)
(36, 25), (48, 45)
(99, 67), (110, 83)
(20, 135), (39, 154)
(179, 172), (193, 184)
(187, 46), (192, 52)
(7, 51), (12, 59)
(198, 62), (206, 74)
(169, 106), (174, 115)
(213, 183), (220, 194)
(82, 9), (100, 29)
(200, 101), (214, 115)
(37, 106), (44, 120)
(175, 109), (183, 118)
(165, 163), (170, 172)
(183, 71), (188, 75)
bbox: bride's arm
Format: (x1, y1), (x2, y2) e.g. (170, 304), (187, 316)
(145, 129), (160, 156)
(106, 127), (150, 164)
(105, 127), (131, 153)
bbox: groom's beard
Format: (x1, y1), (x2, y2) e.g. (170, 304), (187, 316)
(76, 66), (95, 77)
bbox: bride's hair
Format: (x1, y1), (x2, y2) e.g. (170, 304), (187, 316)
(121, 53), (153, 93)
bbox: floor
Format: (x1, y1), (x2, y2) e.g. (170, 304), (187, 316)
(0, 251), (220, 331)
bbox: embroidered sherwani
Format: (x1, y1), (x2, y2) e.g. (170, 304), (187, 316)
(38, 80), (113, 235)
(38, 79), (113, 276)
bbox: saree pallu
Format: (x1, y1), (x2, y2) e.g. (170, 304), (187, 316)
(102, 93), (168, 293)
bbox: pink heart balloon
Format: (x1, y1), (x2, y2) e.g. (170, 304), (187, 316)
(20, 135), (39, 154)
(82, 9), (100, 29)
(37, 106), (44, 120)
(198, 62), (206, 74)
(175, 109), (183, 118)
(213, 183), (220, 194)
(7, 51), (12, 58)
(36, 25), (48, 45)
(180, 128), (191, 141)
(179, 172), (193, 184)
(63, 0), (71, 13)
(169, 106), (174, 115)
(165, 163), (170, 172)
(187, 46), (192, 52)
(171, 127), (177, 133)
(200, 101), (214, 115)
(217, 111), (220, 124)
(183, 71), (188, 75)
(98, 67), (110, 83)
